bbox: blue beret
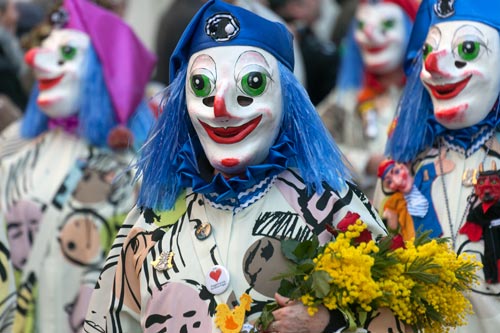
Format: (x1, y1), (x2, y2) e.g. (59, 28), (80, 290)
(169, 0), (294, 83)
(405, 0), (500, 74)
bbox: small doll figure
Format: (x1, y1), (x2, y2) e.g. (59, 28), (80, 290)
(378, 153), (453, 240)
(0, 0), (156, 332)
(460, 162), (500, 284)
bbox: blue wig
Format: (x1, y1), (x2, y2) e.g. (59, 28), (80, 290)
(20, 44), (154, 150)
(136, 62), (352, 211)
(385, 50), (434, 162)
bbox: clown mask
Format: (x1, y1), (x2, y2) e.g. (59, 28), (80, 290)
(186, 46), (283, 176)
(354, 2), (408, 74)
(25, 29), (90, 119)
(421, 21), (500, 129)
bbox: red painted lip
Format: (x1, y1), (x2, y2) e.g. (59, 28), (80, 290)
(362, 44), (388, 53)
(435, 103), (468, 122)
(425, 75), (472, 100)
(38, 75), (64, 91)
(200, 115), (262, 144)
(221, 158), (240, 167)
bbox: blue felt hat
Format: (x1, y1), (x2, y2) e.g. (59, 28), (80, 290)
(405, 0), (500, 74)
(168, 0), (294, 83)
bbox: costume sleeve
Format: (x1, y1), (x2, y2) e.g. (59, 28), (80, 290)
(84, 206), (152, 332)
(0, 215), (16, 332)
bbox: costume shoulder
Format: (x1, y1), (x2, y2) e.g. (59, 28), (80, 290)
(275, 169), (387, 240)
(85, 197), (188, 332)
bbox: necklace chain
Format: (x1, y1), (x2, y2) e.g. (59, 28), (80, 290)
(438, 137), (492, 248)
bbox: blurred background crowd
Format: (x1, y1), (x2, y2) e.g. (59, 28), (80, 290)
(0, 0), (355, 130)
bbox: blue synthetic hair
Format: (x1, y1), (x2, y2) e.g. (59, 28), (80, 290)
(19, 44), (153, 150)
(136, 62), (353, 211)
(127, 99), (156, 151)
(335, 10), (414, 97)
(335, 21), (364, 93)
(385, 50), (433, 162)
(21, 85), (48, 137)
(78, 44), (116, 147)
(136, 66), (191, 210)
(278, 62), (352, 193)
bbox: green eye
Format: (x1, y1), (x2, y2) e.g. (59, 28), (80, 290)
(457, 41), (480, 61)
(190, 74), (212, 97)
(357, 20), (365, 30)
(422, 43), (433, 60)
(241, 71), (267, 96)
(60, 45), (77, 60)
(382, 19), (395, 30)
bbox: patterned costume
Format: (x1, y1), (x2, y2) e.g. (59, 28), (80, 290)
(377, 0), (500, 331)
(84, 1), (387, 332)
(0, 0), (156, 332)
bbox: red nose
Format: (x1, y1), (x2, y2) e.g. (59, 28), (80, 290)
(424, 51), (447, 76)
(214, 95), (231, 118)
(24, 48), (38, 67)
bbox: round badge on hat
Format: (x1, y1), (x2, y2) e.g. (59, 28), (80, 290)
(206, 265), (230, 295)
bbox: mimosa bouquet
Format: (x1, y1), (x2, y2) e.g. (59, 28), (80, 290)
(252, 213), (481, 333)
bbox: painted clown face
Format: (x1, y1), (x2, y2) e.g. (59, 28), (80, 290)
(382, 162), (413, 193)
(24, 29), (90, 118)
(186, 46), (282, 176)
(354, 2), (408, 74)
(421, 21), (500, 129)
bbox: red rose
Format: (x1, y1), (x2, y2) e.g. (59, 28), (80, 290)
(389, 233), (405, 250)
(336, 211), (372, 244)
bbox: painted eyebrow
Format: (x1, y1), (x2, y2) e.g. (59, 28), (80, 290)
(453, 24), (486, 39)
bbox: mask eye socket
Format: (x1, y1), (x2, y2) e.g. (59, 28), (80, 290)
(190, 71), (215, 98)
(60, 45), (77, 61)
(357, 20), (365, 31)
(382, 19), (395, 31)
(236, 64), (271, 97)
(241, 71), (267, 97)
(422, 43), (433, 60)
(457, 41), (480, 61)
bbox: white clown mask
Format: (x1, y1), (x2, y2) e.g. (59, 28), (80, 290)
(354, 2), (407, 74)
(25, 29), (90, 119)
(186, 46), (283, 176)
(421, 21), (500, 129)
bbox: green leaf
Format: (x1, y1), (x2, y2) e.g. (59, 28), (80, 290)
(311, 270), (331, 298)
(281, 239), (301, 262)
(253, 301), (279, 331)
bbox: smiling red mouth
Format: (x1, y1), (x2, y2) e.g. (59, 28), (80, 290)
(425, 75), (472, 100)
(38, 75), (64, 91)
(200, 115), (262, 144)
(363, 44), (388, 54)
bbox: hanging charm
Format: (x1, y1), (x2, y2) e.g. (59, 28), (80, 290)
(151, 251), (175, 271)
(462, 168), (477, 187)
(215, 293), (253, 333)
(195, 223), (212, 240)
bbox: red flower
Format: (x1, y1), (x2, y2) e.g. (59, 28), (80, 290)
(389, 233), (405, 250)
(336, 211), (372, 244)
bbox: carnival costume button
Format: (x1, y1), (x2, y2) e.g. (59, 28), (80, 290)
(195, 223), (212, 240)
(206, 265), (230, 294)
